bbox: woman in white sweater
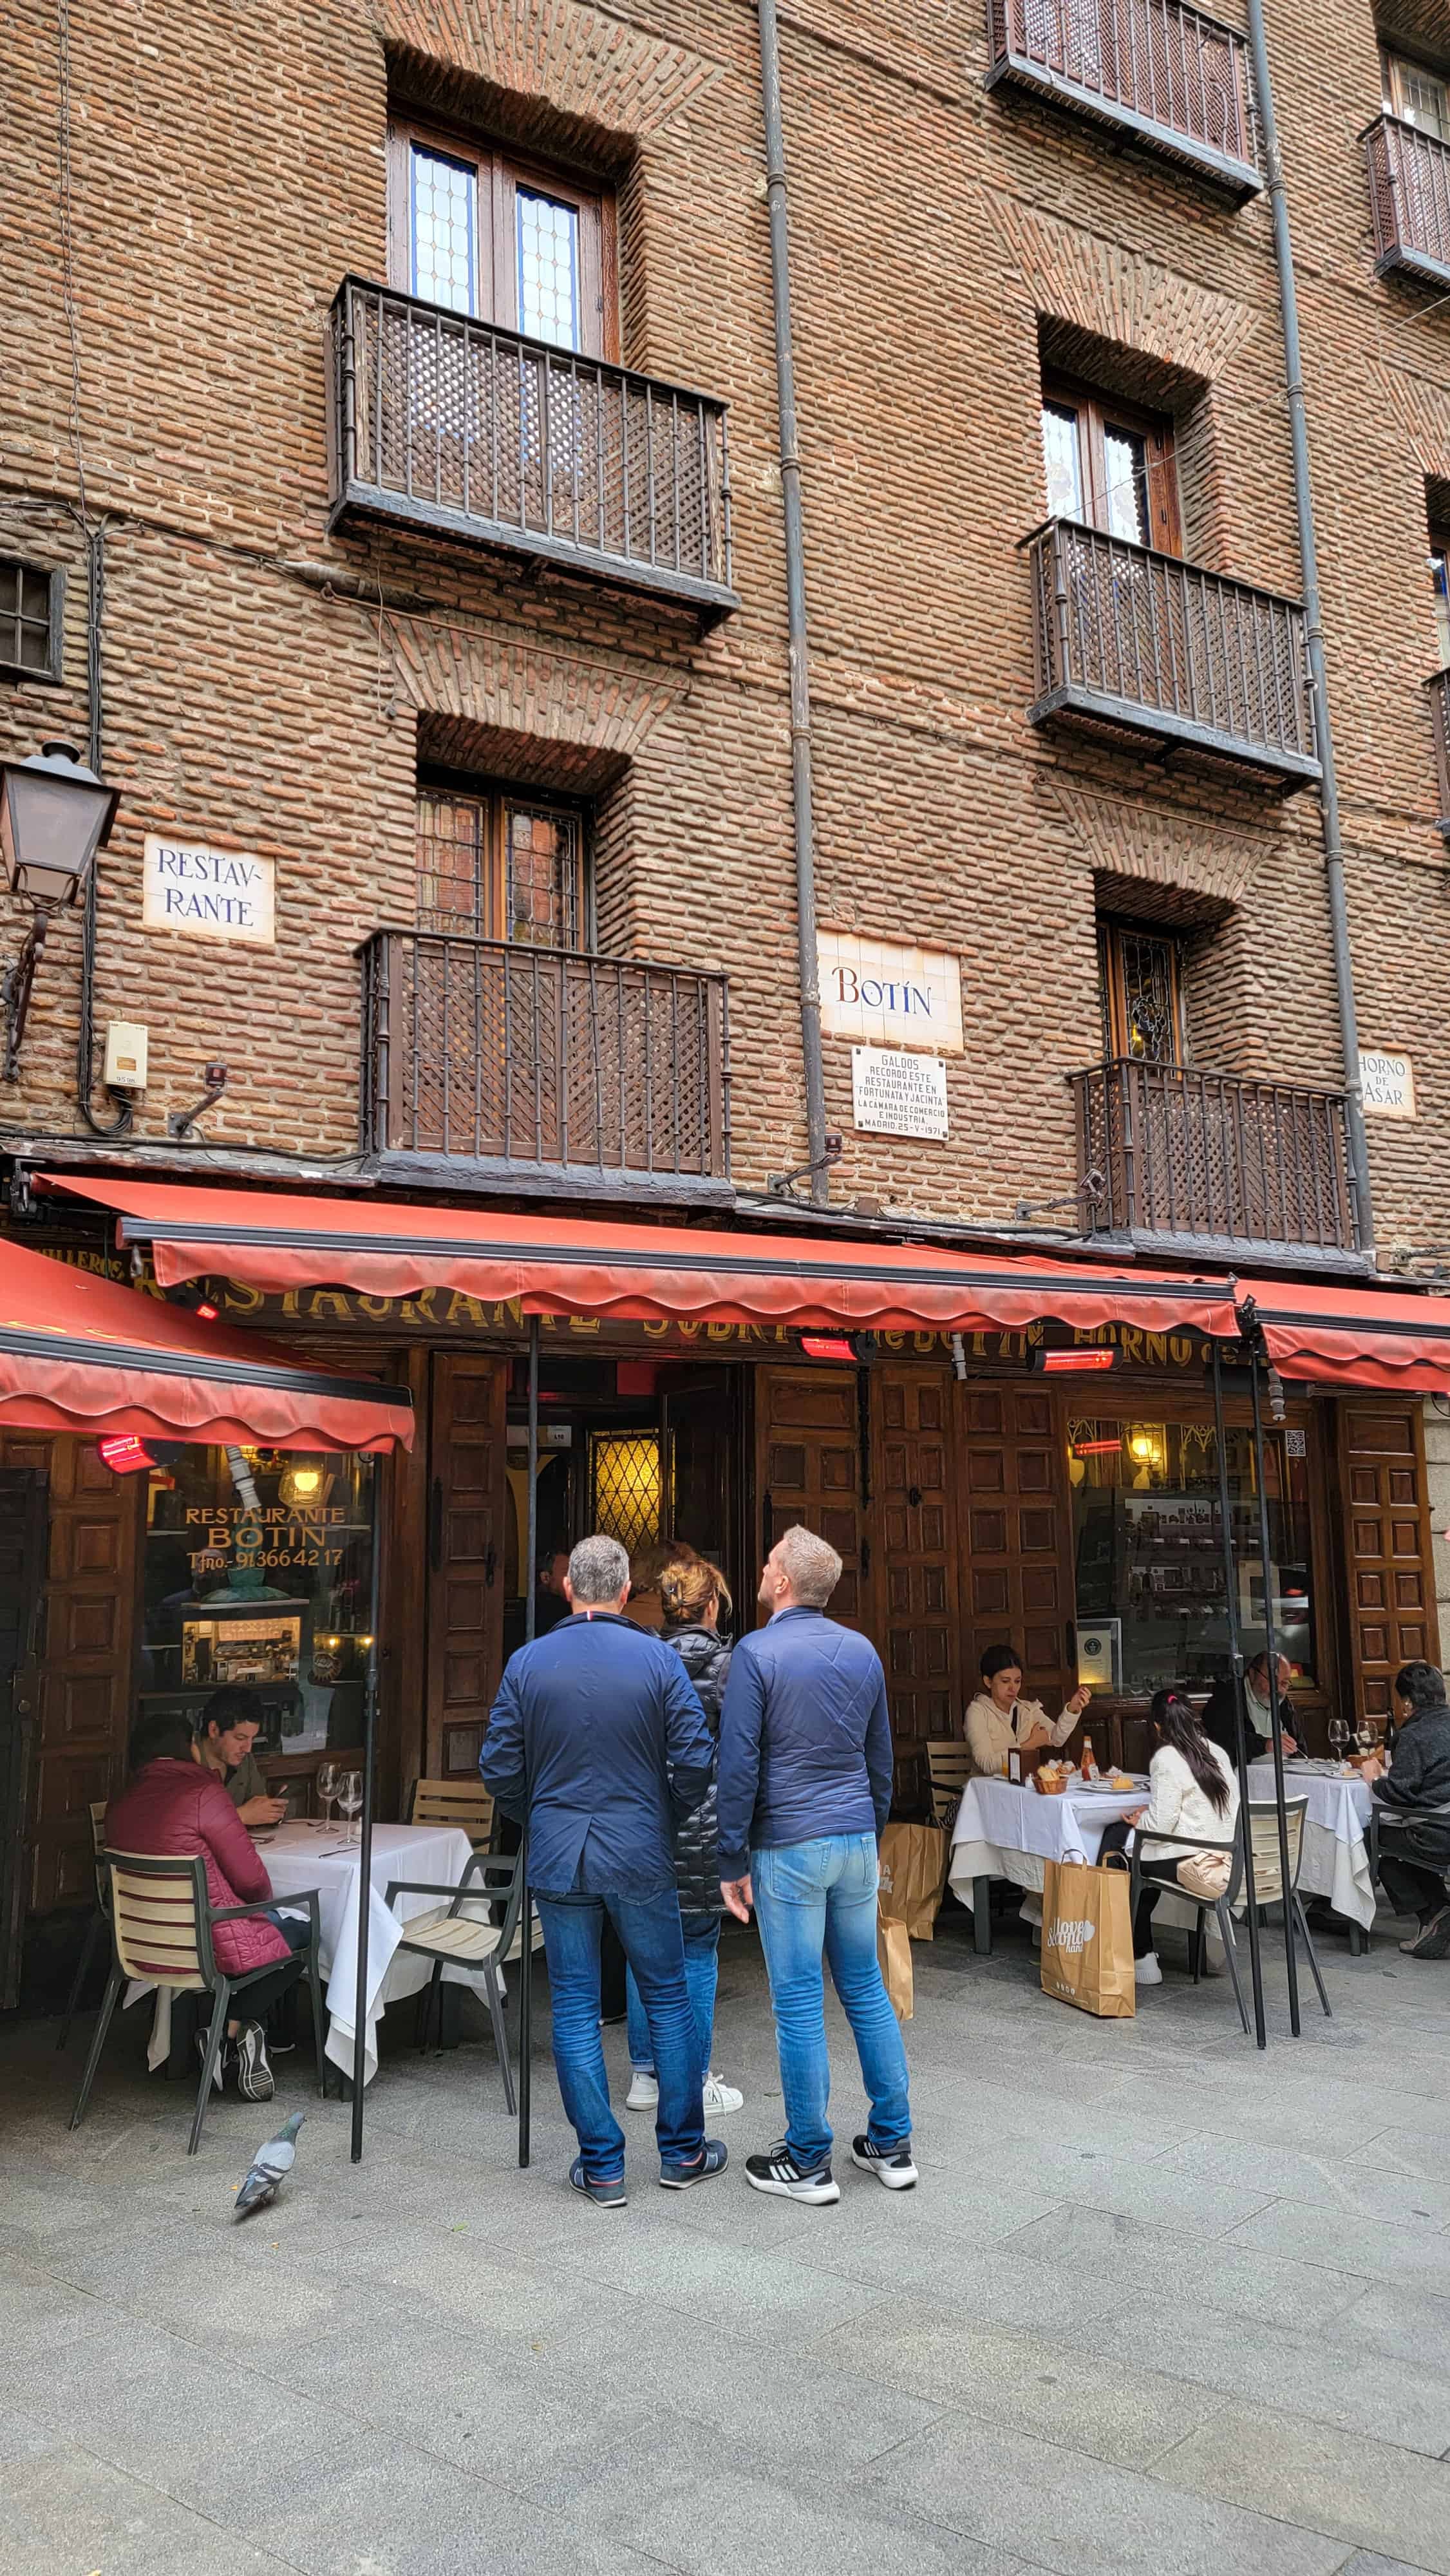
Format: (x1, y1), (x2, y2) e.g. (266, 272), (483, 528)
(1100, 1691), (1239, 1987)
(965, 1643), (1091, 1777)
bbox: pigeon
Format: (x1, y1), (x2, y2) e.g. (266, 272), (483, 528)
(233, 2111), (304, 2221)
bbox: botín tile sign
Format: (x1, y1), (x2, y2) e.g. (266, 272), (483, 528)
(1359, 1048), (1415, 1118)
(818, 931), (963, 1052)
(142, 835), (276, 945)
(851, 1044), (948, 1140)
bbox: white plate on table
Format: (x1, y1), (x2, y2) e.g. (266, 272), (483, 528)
(1075, 1779), (1148, 1794)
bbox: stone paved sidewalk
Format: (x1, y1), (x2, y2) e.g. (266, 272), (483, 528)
(2, 1900), (1449, 2576)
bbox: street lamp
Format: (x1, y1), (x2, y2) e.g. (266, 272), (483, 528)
(1, 740), (120, 1081)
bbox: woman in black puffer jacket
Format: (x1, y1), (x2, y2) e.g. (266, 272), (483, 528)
(625, 1557), (744, 2117)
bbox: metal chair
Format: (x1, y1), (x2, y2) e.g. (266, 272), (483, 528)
(383, 1848), (540, 2114)
(1128, 1795), (1330, 2034)
(70, 1851), (326, 2154)
(405, 1778), (496, 1848)
(55, 1801), (109, 2051)
(926, 1740), (971, 1832)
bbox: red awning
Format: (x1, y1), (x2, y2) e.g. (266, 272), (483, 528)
(38, 1177), (1239, 1336)
(1239, 1276), (1450, 1394)
(0, 1235), (413, 1450)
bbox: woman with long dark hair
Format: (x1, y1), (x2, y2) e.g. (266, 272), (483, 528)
(1100, 1689), (1239, 1987)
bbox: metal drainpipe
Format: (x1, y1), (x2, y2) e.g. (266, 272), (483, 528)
(757, 0), (829, 1204)
(1245, 0), (1375, 1252)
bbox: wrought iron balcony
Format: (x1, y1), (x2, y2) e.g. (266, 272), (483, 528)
(986, 0), (1261, 197)
(1428, 668), (1450, 835)
(359, 928), (731, 1202)
(1024, 518), (1320, 786)
(1365, 115), (1450, 289)
(328, 278), (739, 623)
(1071, 1058), (1359, 1260)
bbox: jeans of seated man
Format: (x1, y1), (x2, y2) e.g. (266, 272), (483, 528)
(751, 1832), (910, 2174)
(625, 1909), (720, 2078)
(534, 1884), (704, 2178)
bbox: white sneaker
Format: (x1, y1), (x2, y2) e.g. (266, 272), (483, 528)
(625, 2070), (659, 2112)
(1135, 1952), (1163, 1987)
(702, 2072), (743, 2115)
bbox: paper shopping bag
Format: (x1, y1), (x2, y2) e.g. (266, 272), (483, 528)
(1040, 1855), (1136, 2019)
(876, 1906), (914, 2021)
(878, 1821), (950, 1942)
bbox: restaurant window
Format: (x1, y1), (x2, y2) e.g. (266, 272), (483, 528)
(0, 556), (63, 683)
(1430, 531), (1450, 667)
(1382, 48), (1450, 139)
(137, 1446), (377, 1763)
(387, 116), (616, 357)
(415, 786), (587, 950)
(1098, 921), (1183, 1064)
(1068, 1412), (1316, 1698)
(1039, 379), (1182, 553)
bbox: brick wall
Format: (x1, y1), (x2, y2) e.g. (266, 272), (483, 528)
(1, 0), (1448, 1249)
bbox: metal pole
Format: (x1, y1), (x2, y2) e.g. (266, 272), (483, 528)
(1212, 1344), (1266, 2049)
(757, 0), (829, 1206)
(1243, 0), (1373, 1253)
(1249, 1349), (1301, 2035)
(350, 1454), (384, 2159)
(518, 1314), (539, 2168)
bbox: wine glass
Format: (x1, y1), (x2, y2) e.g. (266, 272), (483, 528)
(1327, 1716), (1350, 1768)
(317, 1761), (338, 1832)
(336, 1769), (363, 1846)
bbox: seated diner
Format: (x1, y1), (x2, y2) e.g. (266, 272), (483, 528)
(1363, 1658), (1450, 1961)
(965, 1644), (1091, 1777)
(1200, 1653), (1299, 1764)
(196, 1685), (288, 1828)
(1100, 1689), (1239, 1987)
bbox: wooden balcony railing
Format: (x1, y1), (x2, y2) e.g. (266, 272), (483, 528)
(987, 0), (1260, 196)
(1428, 668), (1450, 835)
(1365, 115), (1450, 288)
(329, 278), (739, 622)
(1025, 518), (1321, 785)
(359, 929), (731, 1190)
(1071, 1059), (1359, 1253)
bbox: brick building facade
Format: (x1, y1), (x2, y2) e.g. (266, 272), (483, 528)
(5, 0), (1450, 1987)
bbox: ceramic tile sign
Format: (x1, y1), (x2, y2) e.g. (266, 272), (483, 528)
(142, 836), (276, 945)
(851, 1044), (948, 1140)
(818, 931), (963, 1052)
(1360, 1048), (1415, 1118)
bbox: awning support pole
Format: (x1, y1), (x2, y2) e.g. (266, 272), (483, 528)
(518, 1314), (539, 2169)
(1250, 1349), (1302, 2036)
(350, 1457), (384, 2158)
(1212, 1343), (1267, 2050)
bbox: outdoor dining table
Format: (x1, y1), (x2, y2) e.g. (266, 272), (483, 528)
(1247, 1759), (1375, 1947)
(948, 1774), (1148, 1955)
(263, 1817), (480, 2083)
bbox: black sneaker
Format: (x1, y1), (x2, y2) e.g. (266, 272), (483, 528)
(195, 2031), (233, 2093)
(659, 2138), (728, 2190)
(851, 2134), (919, 2190)
(234, 2022), (276, 2103)
(569, 2155), (627, 2207)
(744, 2143), (840, 2204)
(1402, 1906), (1450, 1960)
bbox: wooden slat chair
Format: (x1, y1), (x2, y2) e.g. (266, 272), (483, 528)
(1127, 1795), (1330, 2034)
(70, 1851), (326, 2154)
(384, 1848), (541, 2115)
(55, 1801), (109, 2052)
(926, 1740), (971, 1833)
(406, 1778), (496, 1848)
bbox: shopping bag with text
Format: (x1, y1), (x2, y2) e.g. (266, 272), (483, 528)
(878, 1821), (950, 1942)
(1039, 1854), (1136, 2019)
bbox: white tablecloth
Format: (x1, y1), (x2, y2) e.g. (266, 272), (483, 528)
(949, 1776), (1147, 1915)
(265, 1819), (479, 2082)
(1247, 1761), (1375, 1930)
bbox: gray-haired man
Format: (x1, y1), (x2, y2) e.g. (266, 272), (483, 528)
(717, 1525), (915, 2204)
(482, 1534), (728, 2206)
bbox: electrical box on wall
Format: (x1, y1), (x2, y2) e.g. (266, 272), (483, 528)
(103, 1021), (149, 1090)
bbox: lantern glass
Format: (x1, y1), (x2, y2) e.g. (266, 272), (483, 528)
(0, 744), (118, 907)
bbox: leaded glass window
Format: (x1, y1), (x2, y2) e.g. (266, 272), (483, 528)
(516, 189), (581, 349)
(410, 145), (478, 314)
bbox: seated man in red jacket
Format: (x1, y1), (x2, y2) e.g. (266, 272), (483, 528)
(107, 1711), (303, 2101)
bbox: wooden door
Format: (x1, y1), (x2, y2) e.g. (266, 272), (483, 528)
(663, 1374), (739, 1583)
(426, 1356), (508, 1778)
(0, 1431), (139, 1923)
(1337, 1399), (1439, 1722)
(0, 1468), (47, 2006)
(755, 1368), (868, 1630)
(873, 1368), (962, 1812)
(956, 1383), (1075, 1708)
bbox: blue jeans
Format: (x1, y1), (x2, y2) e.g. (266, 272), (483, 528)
(752, 1833), (911, 2172)
(534, 1886), (705, 2178)
(626, 1909), (720, 2078)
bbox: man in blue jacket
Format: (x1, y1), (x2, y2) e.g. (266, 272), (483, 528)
(717, 1524), (914, 2205)
(482, 1533), (728, 2205)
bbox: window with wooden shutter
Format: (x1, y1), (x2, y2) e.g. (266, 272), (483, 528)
(1039, 377), (1181, 556)
(416, 786), (587, 951)
(388, 116), (617, 359)
(1098, 922), (1184, 1066)
(1383, 48), (1450, 140)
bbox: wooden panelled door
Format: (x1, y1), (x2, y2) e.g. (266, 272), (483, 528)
(427, 1356), (508, 1778)
(956, 1383), (1075, 1709)
(755, 1368), (869, 1630)
(0, 1468), (47, 2007)
(1339, 1401), (1440, 1721)
(874, 1367), (961, 1811)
